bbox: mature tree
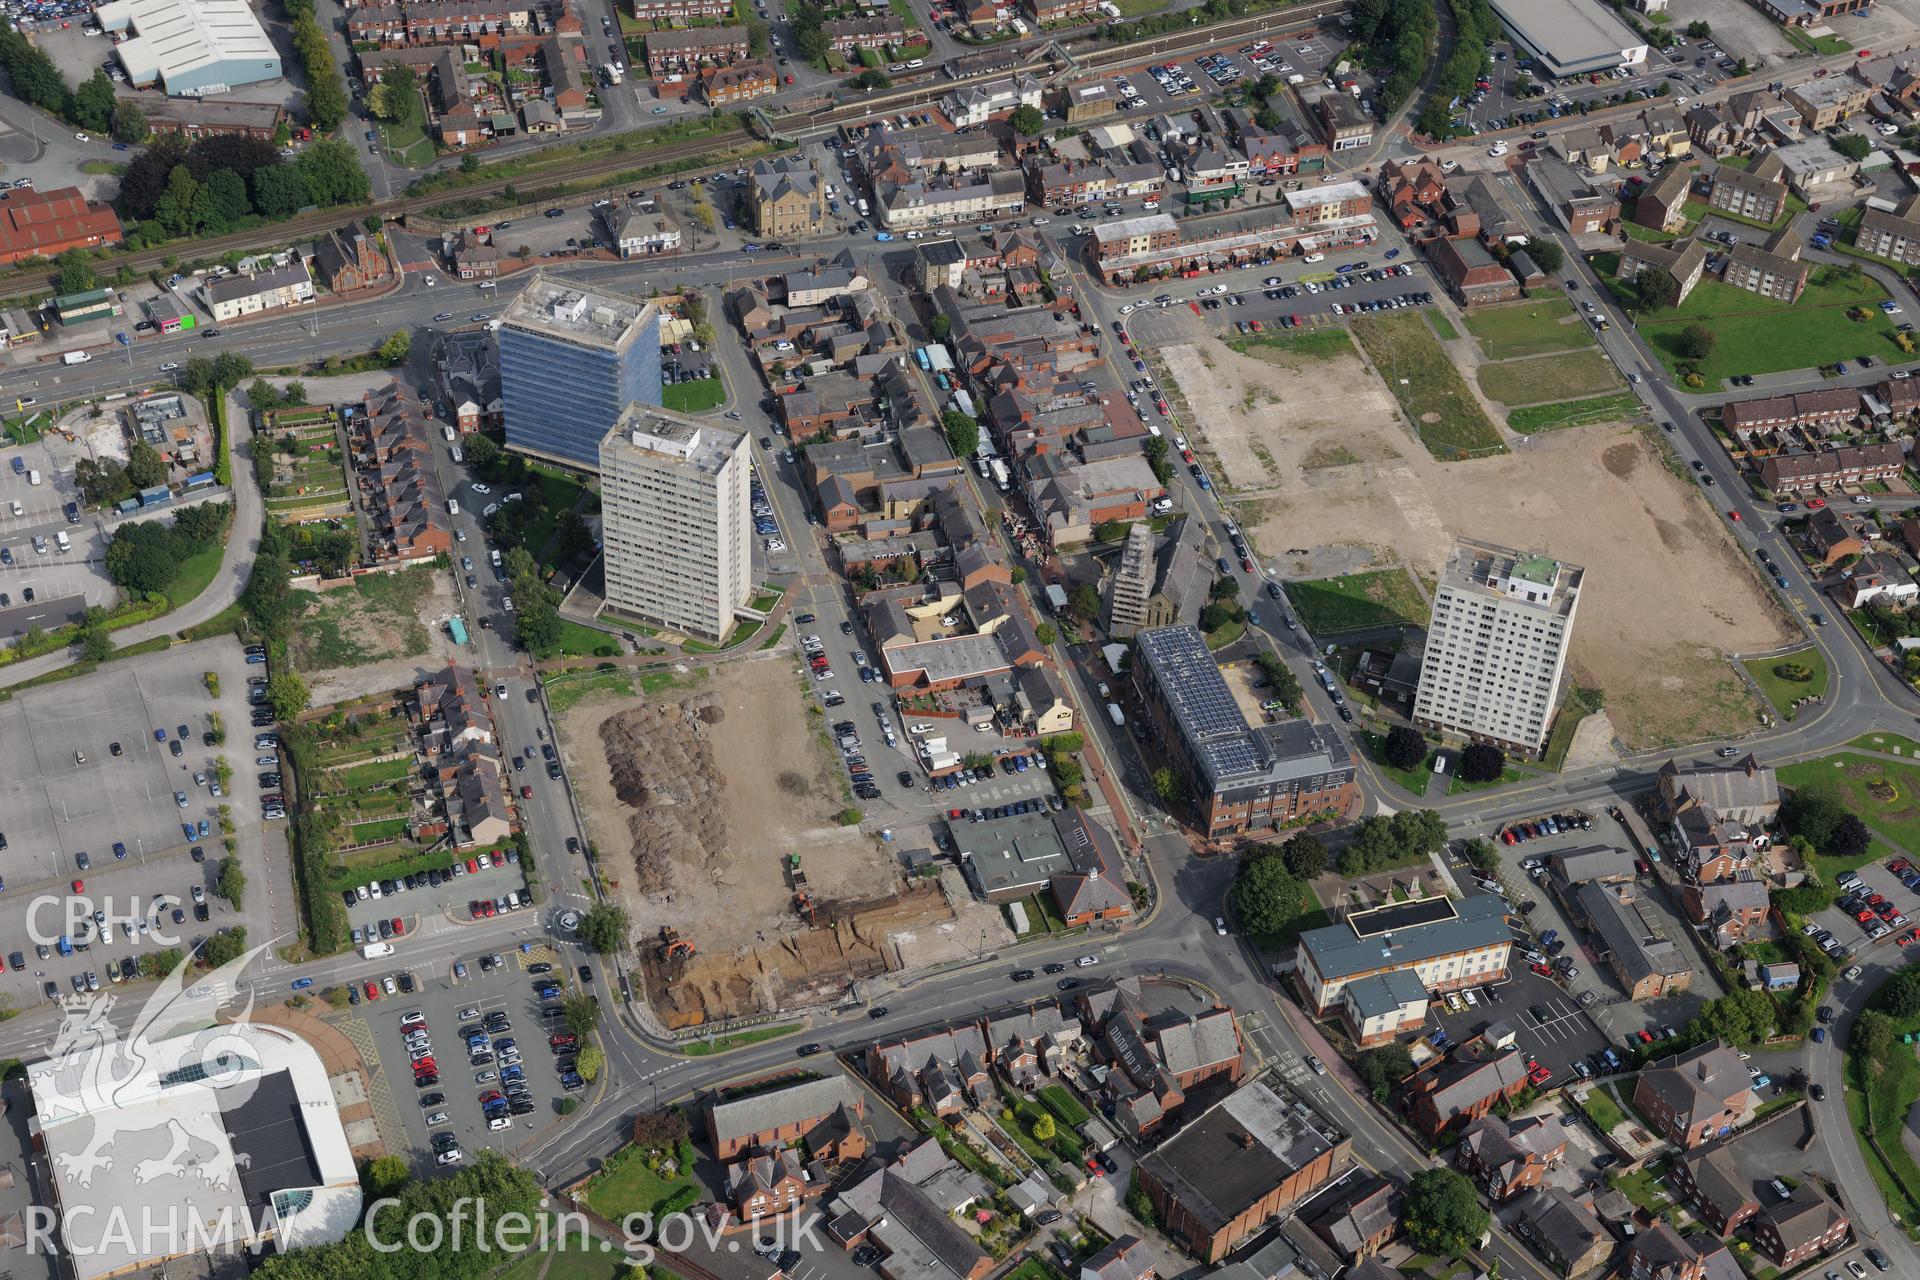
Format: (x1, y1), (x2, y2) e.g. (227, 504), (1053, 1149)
(251, 163), (309, 220)
(77, 617), (111, 663)
(1009, 104), (1046, 138)
(1524, 237), (1563, 274)
(75, 456), (131, 506)
(372, 64), (419, 123)
(1677, 323), (1717, 360)
(1403, 1169), (1489, 1259)
(1355, 1042), (1415, 1101)
(929, 314), (951, 342)
(555, 508), (595, 565)
(110, 97), (147, 145)
(848, 68), (891, 91)
(1383, 725), (1427, 770)
(267, 671), (310, 721)
(1834, 133), (1872, 162)
(941, 409), (980, 459)
(53, 248), (97, 296)
(1782, 786), (1849, 849)
(304, 66), (348, 133)
(1856, 1009), (1895, 1066)
(203, 169), (253, 230)
(105, 522), (182, 595)
(1458, 741), (1505, 784)
(1884, 970), (1920, 1019)
(72, 68), (116, 132)
(216, 856), (247, 908)
(465, 433), (502, 472)
(1035, 622), (1057, 646)
(246, 379), (283, 412)
(199, 926), (248, 969)
(125, 442), (168, 490)
(1068, 583), (1101, 619)
(1143, 434), (1170, 482)
(1230, 854), (1308, 941)
(576, 900), (630, 953)
(1280, 831), (1328, 880)
(363, 1155), (410, 1199)
(153, 165), (201, 238)
(1030, 1112), (1056, 1142)
(1630, 267), (1679, 312)
(562, 992), (602, 1037)
(747, 17), (771, 55)
(1256, 652), (1302, 713)
(378, 330), (412, 365)
(211, 350), (254, 389)
(1150, 767), (1181, 803)
(1829, 815), (1871, 860)
(575, 1041), (605, 1083)
(515, 593), (562, 654)
(297, 139), (371, 207)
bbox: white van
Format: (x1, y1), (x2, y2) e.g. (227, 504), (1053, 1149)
(55, 530), (70, 552)
(448, 498), (460, 516)
(27, 468), (41, 486)
(360, 941), (396, 959)
(61, 351), (90, 366)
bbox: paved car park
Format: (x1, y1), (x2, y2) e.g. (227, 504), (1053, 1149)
(0, 436), (120, 626)
(362, 943), (584, 1163)
(1812, 852), (1920, 960)
(0, 640), (266, 1001)
(343, 856), (534, 943)
(1422, 955), (1611, 1089)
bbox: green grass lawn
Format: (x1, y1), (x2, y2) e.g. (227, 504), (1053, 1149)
(1350, 314), (1505, 459)
(1609, 1161), (1674, 1215)
(1779, 753), (1920, 877)
(1742, 648), (1830, 722)
(291, 568), (434, 671)
(1785, 26), (1851, 53)
(1037, 1083), (1089, 1126)
(1460, 298), (1595, 359)
(1845, 974), (1920, 1235)
(662, 378), (726, 414)
(335, 758), (413, 790)
(1634, 268), (1897, 380)
(1508, 393), (1645, 433)
(1448, 765), (1529, 794)
(1852, 732), (1920, 758)
(1360, 730), (1434, 796)
(1227, 327), (1355, 362)
(1477, 349), (1624, 406)
(1287, 568), (1429, 634)
(163, 542), (227, 610)
(535, 618), (619, 660)
(680, 1022), (800, 1055)
(581, 1143), (704, 1219)
(1580, 1087), (1628, 1133)
(1426, 310), (1460, 341)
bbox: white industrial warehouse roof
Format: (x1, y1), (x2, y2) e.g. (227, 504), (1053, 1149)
(96, 0), (276, 90)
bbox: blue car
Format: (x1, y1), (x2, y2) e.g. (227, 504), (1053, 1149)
(182, 823), (195, 840)
(1811, 1027), (1827, 1043)
(874, 232), (893, 242)
(112, 842), (127, 860)
(291, 977), (314, 990)
(154, 727), (167, 742)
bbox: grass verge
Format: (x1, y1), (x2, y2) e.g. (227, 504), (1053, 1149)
(1350, 313), (1505, 459)
(1508, 392), (1644, 433)
(679, 1022), (801, 1055)
(1743, 648), (1830, 723)
(1286, 567), (1428, 634)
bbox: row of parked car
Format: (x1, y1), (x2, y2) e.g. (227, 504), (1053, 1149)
(1500, 812), (1596, 844)
(1835, 862), (1914, 947)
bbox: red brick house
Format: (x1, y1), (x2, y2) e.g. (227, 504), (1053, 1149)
(1455, 1115), (1566, 1201)
(1668, 1144), (1760, 1237)
(1409, 1041), (1532, 1138)
(1428, 237), (1521, 306)
(706, 1077), (866, 1160)
(1751, 1183), (1850, 1267)
(725, 1148), (827, 1218)
(1632, 1041), (1752, 1150)
(1307, 1175), (1401, 1262)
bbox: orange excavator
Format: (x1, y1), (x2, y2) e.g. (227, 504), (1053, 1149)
(657, 927), (695, 962)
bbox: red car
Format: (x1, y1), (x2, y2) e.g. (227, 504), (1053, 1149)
(412, 1058), (436, 1074)
(490, 851), (505, 867)
(467, 857), (481, 874)
(949, 808), (964, 819)
(1637, 1029), (1654, 1044)
(1807, 498), (1828, 509)
(1859, 908), (1878, 923)
(520, 785), (534, 799)
(1530, 961), (1554, 976)
(1501, 829), (1516, 845)
(484, 901), (497, 917)
(1727, 510), (1741, 521)
(365, 981), (381, 1000)
(1527, 1061), (1552, 1085)
(1869, 894), (1888, 906)
(71, 879), (83, 893)
(470, 900), (484, 919)
(1635, 858), (1651, 874)
(1899, 932), (1915, 947)
(391, 918), (405, 936)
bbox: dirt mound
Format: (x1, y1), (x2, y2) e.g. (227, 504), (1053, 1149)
(600, 692), (731, 894)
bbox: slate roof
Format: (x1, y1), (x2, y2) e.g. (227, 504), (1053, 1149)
(1153, 1008), (1239, 1077)
(1758, 1182), (1846, 1253)
(1417, 1046), (1531, 1122)
(708, 1076), (855, 1145)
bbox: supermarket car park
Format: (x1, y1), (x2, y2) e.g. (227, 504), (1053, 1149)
(361, 944), (585, 1162)
(0, 640), (267, 1001)
(341, 852), (535, 945)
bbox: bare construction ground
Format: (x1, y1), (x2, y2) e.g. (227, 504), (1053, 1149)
(1162, 335), (1796, 753)
(556, 657), (967, 1026)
